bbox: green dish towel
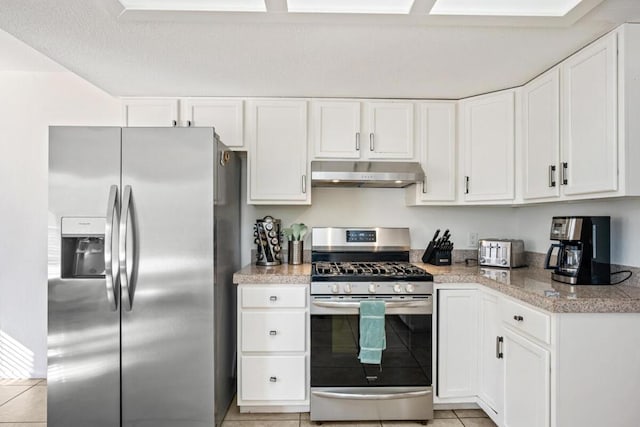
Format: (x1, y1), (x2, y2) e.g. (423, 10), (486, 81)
(358, 300), (386, 364)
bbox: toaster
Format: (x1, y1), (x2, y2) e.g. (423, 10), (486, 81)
(478, 239), (525, 268)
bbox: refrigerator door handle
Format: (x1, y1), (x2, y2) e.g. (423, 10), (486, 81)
(119, 185), (135, 311)
(105, 185), (119, 311)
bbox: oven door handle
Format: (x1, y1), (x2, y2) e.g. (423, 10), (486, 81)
(311, 390), (431, 400)
(312, 300), (430, 309)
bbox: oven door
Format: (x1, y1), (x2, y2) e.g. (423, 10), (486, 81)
(310, 295), (433, 421)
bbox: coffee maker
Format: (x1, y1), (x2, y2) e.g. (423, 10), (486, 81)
(544, 216), (611, 285)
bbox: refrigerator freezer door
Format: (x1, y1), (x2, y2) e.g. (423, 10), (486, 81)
(121, 128), (216, 427)
(48, 127), (121, 427)
(213, 141), (241, 426)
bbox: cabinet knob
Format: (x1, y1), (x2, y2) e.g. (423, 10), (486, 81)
(269, 330), (277, 336)
(513, 315), (524, 322)
(269, 296), (278, 302)
(171, 120), (177, 127)
(269, 376), (277, 382)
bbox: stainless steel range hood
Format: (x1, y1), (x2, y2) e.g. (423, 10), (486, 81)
(311, 161), (424, 188)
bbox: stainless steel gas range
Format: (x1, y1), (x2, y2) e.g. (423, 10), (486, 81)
(309, 227), (434, 423)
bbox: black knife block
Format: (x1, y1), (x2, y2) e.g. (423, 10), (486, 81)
(422, 241), (453, 266)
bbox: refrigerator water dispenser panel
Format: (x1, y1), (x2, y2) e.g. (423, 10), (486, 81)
(61, 217), (106, 278)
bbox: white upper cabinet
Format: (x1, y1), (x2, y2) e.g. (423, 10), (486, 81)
(522, 68), (561, 201)
(365, 101), (415, 159)
(122, 98), (179, 127)
(311, 100), (361, 159)
(561, 32), (618, 196)
(311, 100), (415, 161)
(460, 90), (515, 202)
(246, 99), (310, 205)
(181, 99), (244, 148)
(406, 102), (456, 204)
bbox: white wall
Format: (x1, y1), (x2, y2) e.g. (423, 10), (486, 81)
(0, 71), (121, 378)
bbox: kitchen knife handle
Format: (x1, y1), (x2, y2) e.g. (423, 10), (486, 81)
(369, 133), (375, 151)
(355, 132), (360, 151)
(119, 185), (135, 311)
(104, 185), (119, 312)
(561, 162), (568, 185)
(548, 165), (556, 188)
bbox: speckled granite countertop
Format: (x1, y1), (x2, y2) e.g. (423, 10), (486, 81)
(233, 263), (640, 313)
(233, 263), (311, 284)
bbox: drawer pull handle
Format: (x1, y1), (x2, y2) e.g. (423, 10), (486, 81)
(496, 336), (504, 359)
(513, 315), (524, 322)
(269, 330), (277, 336)
(269, 376), (277, 382)
(269, 296), (278, 302)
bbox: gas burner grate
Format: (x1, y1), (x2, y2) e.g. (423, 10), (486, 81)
(313, 261), (430, 278)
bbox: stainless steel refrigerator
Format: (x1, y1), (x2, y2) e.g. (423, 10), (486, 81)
(48, 127), (240, 427)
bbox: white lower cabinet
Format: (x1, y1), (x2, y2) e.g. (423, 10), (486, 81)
(477, 292), (502, 420)
(502, 328), (550, 427)
(237, 284), (309, 411)
(437, 284), (640, 427)
(436, 288), (478, 398)
(241, 355), (306, 401)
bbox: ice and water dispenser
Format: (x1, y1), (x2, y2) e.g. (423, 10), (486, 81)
(61, 217), (106, 278)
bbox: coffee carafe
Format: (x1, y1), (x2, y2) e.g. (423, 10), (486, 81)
(544, 216), (611, 285)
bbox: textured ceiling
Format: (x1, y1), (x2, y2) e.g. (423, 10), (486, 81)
(0, 0), (639, 98)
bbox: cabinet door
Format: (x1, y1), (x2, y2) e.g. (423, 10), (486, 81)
(461, 90), (515, 201)
(413, 102), (456, 202)
(503, 329), (550, 427)
(478, 292), (503, 418)
(365, 101), (415, 159)
(522, 68), (561, 200)
(561, 33), (618, 196)
(311, 100), (361, 159)
(437, 289), (478, 398)
(182, 99), (244, 148)
(122, 98), (179, 127)
(247, 100), (309, 204)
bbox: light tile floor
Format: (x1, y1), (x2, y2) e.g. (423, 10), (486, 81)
(0, 381), (495, 427)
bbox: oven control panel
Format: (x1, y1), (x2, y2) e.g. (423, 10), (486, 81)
(311, 282), (433, 296)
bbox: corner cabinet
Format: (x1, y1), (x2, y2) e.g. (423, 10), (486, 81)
(237, 284), (310, 412)
(459, 90), (515, 202)
(246, 99), (310, 205)
(406, 102), (456, 204)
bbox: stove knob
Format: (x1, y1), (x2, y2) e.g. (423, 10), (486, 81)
(501, 259), (508, 266)
(368, 284), (376, 294)
(405, 284), (415, 293)
(393, 284), (402, 293)
(331, 284), (340, 294)
(344, 283), (352, 294)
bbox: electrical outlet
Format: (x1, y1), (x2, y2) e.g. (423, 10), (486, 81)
(468, 232), (479, 248)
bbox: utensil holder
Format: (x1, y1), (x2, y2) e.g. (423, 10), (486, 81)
(288, 240), (303, 265)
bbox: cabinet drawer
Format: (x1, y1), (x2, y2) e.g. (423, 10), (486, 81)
(241, 286), (307, 308)
(501, 298), (551, 345)
(241, 311), (306, 352)
(241, 355), (306, 401)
